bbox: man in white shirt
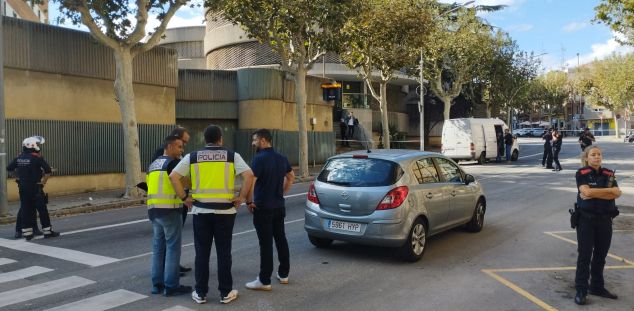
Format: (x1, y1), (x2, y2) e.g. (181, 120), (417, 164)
(170, 125), (254, 305)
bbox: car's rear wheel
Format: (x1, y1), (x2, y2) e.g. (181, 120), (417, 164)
(308, 234), (333, 248)
(400, 219), (427, 262)
(511, 150), (519, 161)
(477, 152), (486, 165)
(466, 200), (485, 232)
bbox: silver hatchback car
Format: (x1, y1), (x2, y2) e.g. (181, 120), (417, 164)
(304, 149), (486, 262)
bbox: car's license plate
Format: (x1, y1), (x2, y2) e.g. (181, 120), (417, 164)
(328, 220), (361, 232)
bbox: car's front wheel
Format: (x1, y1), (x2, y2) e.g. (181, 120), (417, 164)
(308, 234), (333, 248)
(466, 200), (485, 232)
(400, 219), (427, 262)
(511, 150), (519, 161)
(477, 152), (486, 165)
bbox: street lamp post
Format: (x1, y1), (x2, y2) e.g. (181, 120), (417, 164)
(418, 0), (474, 151)
(0, 12), (8, 217)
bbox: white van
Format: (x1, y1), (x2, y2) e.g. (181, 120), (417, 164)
(441, 118), (520, 164)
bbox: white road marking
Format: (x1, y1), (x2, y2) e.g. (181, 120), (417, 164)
(44, 289), (147, 311)
(162, 306), (197, 311)
(518, 152), (543, 159)
(62, 219), (148, 236)
(0, 258), (16, 266)
(285, 192), (308, 199)
(0, 276), (95, 308)
(0, 238), (119, 267)
(0, 266), (53, 283)
(620, 213), (634, 217)
(119, 217), (306, 262)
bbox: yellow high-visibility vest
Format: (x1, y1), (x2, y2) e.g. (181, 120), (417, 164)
(146, 156), (182, 209)
(189, 146), (235, 210)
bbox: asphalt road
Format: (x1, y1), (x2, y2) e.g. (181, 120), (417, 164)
(1, 138), (633, 311)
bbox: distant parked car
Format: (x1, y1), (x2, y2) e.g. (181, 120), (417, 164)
(625, 130), (634, 143)
(529, 128), (546, 137)
(304, 150), (486, 262)
(513, 128), (531, 137)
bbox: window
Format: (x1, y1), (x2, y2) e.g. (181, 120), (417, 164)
(317, 158), (403, 187)
(435, 158), (463, 183)
(412, 158), (439, 184)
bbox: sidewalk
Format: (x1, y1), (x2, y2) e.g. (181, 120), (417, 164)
(0, 164), (325, 225)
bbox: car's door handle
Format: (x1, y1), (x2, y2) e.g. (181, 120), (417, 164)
(425, 193), (433, 199)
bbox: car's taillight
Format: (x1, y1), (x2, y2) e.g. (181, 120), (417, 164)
(376, 186), (409, 210)
(307, 182), (320, 204)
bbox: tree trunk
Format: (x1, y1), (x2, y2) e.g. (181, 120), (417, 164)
(614, 115), (620, 138)
(379, 82), (390, 149)
(507, 106), (512, 129)
(442, 96), (452, 120)
(294, 66), (310, 179)
(113, 50), (143, 198)
(485, 103), (492, 118)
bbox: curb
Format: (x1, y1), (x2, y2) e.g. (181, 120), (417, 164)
(0, 199), (144, 225)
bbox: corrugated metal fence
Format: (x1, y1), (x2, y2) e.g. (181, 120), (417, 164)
(235, 130), (335, 166)
(7, 120), (172, 176)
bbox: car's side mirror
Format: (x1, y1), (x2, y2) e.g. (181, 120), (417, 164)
(465, 174), (476, 185)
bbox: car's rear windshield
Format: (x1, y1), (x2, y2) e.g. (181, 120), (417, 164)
(317, 157), (402, 187)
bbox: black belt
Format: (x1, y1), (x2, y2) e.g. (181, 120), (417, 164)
(193, 200), (233, 210)
(579, 210), (612, 220)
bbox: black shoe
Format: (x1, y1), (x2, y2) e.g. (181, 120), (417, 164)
(545, 166), (555, 169)
(34, 230), (44, 236)
(575, 291), (587, 305)
(164, 285), (192, 297)
(151, 284), (164, 295)
(44, 231), (60, 238)
(179, 265), (192, 273)
(589, 288), (618, 299)
(14, 231), (22, 239)
(24, 234), (34, 241)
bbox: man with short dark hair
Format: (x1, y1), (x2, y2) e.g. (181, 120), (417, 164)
(170, 124), (254, 305)
(245, 129), (295, 291)
(579, 128), (595, 151)
(146, 136), (191, 296)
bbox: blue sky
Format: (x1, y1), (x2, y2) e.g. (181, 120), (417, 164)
(51, 0), (632, 71)
(456, 0), (634, 70)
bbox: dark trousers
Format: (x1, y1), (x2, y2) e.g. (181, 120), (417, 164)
(253, 207), (290, 284)
(340, 125), (348, 146)
(542, 144), (553, 167)
(575, 214), (612, 293)
(347, 125), (355, 141)
(552, 146), (562, 170)
(17, 186), (51, 237)
(193, 213), (235, 297)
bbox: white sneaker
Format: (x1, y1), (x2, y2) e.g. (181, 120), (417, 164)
(192, 290), (206, 304)
(245, 277), (272, 291)
(220, 289), (238, 304)
(276, 273), (289, 284)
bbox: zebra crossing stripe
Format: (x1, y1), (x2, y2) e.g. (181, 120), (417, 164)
(44, 289), (147, 311)
(162, 306), (197, 311)
(0, 266), (53, 283)
(0, 238), (119, 267)
(0, 276), (95, 308)
(0, 258), (16, 266)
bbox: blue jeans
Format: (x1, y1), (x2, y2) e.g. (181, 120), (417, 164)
(505, 144), (512, 161)
(151, 209), (183, 289)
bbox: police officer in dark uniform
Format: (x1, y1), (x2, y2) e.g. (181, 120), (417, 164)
(573, 145), (621, 305)
(541, 129), (554, 168)
(6, 136), (59, 240)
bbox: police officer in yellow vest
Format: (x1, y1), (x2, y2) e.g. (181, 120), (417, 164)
(147, 136), (192, 297)
(170, 124), (254, 305)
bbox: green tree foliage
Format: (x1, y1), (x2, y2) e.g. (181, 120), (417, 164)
(424, 8), (495, 120)
(595, 0), (634, 45)
(209, 0), (356, 177)
(53, 0), (192, 197)
(340, 0), (435, 149)
(536, 70), (569, 124)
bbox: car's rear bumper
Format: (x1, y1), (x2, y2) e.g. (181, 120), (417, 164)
(304, 204), (409, 247)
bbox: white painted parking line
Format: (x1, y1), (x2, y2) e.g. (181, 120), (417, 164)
(285, 192), (308, 198)
(0, 238), (119, 267)
(162, 306), (197, 311)
(0, 258), (16, 266)
(0, 276), (95, 308)
(44, 289), (147, 311)
(0, 266), (53, 283)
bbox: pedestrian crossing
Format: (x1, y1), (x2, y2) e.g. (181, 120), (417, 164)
(0, 256), (197, 310)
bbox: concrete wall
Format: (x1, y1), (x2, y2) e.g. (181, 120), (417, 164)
(7, 174), (125, 201)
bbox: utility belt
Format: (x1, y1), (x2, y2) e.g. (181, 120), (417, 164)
(193, 200), (234, 210)
(570, 203), (618, 228)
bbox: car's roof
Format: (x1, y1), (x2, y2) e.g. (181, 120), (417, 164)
(331, 149), (442, 162)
